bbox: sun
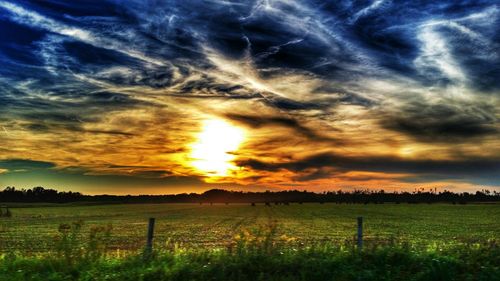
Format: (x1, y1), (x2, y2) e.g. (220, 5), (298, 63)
(190, 119), (245, 177)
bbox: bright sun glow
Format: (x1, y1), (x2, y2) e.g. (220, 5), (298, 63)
(190, 119), (245, 176)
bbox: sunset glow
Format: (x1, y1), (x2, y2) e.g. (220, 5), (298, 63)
(190, 119), (245, 177)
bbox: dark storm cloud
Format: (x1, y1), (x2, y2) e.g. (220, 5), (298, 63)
(176, 78), (261, 99)
(262, 96), (330, 111)
(0, 159), (56, 171)
(237, 152), (500, 184)
(381, 101), (498, 141)
(226, 113), (341, 143)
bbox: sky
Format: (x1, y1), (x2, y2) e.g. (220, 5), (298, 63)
(0, 0), (499, 194)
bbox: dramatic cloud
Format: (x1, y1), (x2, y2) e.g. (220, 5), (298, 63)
(0, 0), (498, 193)
(237, 153), (500, 185)
(381, 100), (498, 141)
(0, 159), (56, 171)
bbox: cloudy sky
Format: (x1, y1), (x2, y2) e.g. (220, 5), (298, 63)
(0, 0), (499, 194)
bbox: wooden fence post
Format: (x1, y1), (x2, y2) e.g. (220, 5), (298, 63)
(357, 216), (363, 251)
(144, 217), (155, 259)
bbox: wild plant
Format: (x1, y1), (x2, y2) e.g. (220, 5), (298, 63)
(54, 220), (113, 263)
(55, 220), (84, 263)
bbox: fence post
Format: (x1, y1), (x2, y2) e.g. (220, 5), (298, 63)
(357, 216), (363, 251)
(144, 217), (155, 259)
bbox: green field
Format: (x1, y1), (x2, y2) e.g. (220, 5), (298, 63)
(1, 203), (499, 281)
(1, 203), (499, 253)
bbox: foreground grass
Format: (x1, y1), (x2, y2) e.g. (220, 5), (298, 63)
(1, 242), (499, 281)
(1, 204), (498, 280)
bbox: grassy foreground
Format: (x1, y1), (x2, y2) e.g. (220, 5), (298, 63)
(1, 203), (499, 280)
(1, 242), (499, 281)
(1, 220), (499, 281)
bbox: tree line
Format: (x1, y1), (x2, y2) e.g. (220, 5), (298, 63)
(1, 186), (499, 204)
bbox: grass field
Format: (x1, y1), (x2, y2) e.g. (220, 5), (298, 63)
(1, 203), (499, 280)
(1, 203), (499, 253)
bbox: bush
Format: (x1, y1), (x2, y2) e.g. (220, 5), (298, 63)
(53, 221), (113, 264)
(0, 207), (12, 218)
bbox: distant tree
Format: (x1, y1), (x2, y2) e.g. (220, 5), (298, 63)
(1, 186), (499, 204)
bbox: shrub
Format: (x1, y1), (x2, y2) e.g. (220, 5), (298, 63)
(0, 207), (12, 218)
(53, 220), (113, 264)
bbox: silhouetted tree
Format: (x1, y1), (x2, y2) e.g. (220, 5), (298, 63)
(1, 187), (498, 204)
